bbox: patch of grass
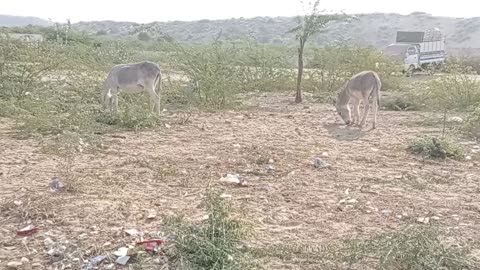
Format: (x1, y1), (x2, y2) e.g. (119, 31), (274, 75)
(382, 95), (420, 111)
(422, 67), (480, 112)
(255, 226), (479, 269)
(343, 225), (479, 270)
(464, 106), (480, 139)
(408, 136), (465, 160)
(163, 191), (255, 270)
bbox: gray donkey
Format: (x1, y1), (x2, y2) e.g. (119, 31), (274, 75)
(335, 70), (381, 129)
(102, 61), (162, 115)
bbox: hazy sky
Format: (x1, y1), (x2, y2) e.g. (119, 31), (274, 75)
(2, 0), (477, 23)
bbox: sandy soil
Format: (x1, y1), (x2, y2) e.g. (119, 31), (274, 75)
(1, 93), (480, 269)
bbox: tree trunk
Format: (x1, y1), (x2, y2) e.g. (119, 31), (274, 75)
(295, 39), (305, 103)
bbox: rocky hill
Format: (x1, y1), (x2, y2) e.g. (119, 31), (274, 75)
(72, 13), (480, 49)
(2, 13), (480, 49)
(0, 14), (51, 27)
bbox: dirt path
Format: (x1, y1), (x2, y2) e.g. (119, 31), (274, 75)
(1, 93), (479, 269)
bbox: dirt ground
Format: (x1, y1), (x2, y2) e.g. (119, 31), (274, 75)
(1, 92), (480, 269)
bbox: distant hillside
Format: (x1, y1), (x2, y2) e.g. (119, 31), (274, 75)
(0, 14), (51, 27)
(73, 13), (480, 49)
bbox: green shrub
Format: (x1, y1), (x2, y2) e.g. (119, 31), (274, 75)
(408, 136), (465, 160)
(422, 65), (480, 112)
(464, 106), (480, 139)
(163, 191), (253, 270)
(306, 45), (400, 95)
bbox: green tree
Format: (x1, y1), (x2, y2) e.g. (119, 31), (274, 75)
(289, 0), (342, 103)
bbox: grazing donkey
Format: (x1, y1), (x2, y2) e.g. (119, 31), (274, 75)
(335, 70), (381, 129)
(102, 61), (162, 115)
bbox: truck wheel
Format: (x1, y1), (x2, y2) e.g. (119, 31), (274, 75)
(428, 63), (437, 75)
(406, 65), (415, 77)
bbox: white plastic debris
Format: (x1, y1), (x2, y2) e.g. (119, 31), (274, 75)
(220, 174), (240, 184)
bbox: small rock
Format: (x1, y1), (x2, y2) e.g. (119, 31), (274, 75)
(7, 261), (22, 269)
(21, 258), (31, 270)
(466, 156), (472, 161)
(104, 264), (115, 270)
(431, 216), (441, 221)
(321, 152), (329, 157)
(14, 200), (22, 206)
(147, 213), (157, 220)
(396, 215), (403, 219)
(417, 217), (430, 224)
(268, 158), (274, 164)
(220, 194), (232, 199)
(313, 158), (328, 169)
(448, 116), (463, 123)
(346, 199), (358, 204)
(381, 209), (393, 216)
(164, 123), (171, 129)
(371, 148), (379, 152)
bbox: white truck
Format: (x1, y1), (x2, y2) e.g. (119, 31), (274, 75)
(383, 28), (447, 74)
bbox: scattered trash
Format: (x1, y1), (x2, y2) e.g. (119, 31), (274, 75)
(136, 239), (163, 254)
(16, 225), (38, 236)
(220, 174), (240, 184)
(114, 247), (129, 257)
(266, 164), (275, 173)
(49, 177), (65, 192)
(82, 255), (106, 270)
(44, 237), (66, 262)
(124, 229), (139, 236)
(115, 256), (130, 265)
(313, 158), (329, 169)
(220, 174), (248, 187)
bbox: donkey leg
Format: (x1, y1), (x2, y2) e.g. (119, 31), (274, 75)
(147, 86), (160, 115)
(359, 98), (370, 127)
(351, 98), (360, 125)
(372, 96), (378, 129)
